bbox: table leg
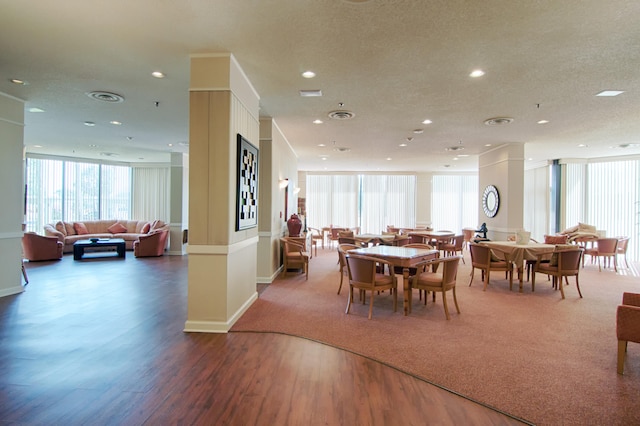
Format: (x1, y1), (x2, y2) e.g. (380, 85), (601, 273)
(518, 262), (524, 292)
(403, 267), (410, 315)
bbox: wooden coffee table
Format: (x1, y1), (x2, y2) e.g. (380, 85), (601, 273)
(73, 238), (126, 260)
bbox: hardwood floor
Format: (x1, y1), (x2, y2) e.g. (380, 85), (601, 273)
(0, 254), (528, 425)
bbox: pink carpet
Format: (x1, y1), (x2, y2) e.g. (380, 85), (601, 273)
(232, 248), (640, 425)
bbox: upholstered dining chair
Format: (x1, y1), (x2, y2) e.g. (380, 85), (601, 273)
(616, 292), (640, 374)
(337, 243), (360, 295)
(328, 228), (347, 249)
(462, 228), (475, 250)
(468, 243), (513, 291)
(531, 247), (584, 298)
(524, 234), (569, 281)
(409, 256), (461, 319)
(615, 236), (630, 269)
(308, 227), (324, 255)
(280, 237), (310, 280)
(441, 234), (465, 263)
(584, 237), (618, 272)
(345, 254), (397, 319)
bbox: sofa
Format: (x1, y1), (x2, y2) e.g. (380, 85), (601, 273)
(44, 219), (169, 253)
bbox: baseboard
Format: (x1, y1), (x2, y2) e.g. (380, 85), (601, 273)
(183, 291), (258, 333)
(0, 285), (24, 298)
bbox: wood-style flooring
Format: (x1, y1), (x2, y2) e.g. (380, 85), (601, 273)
(0, 253), (528, 425)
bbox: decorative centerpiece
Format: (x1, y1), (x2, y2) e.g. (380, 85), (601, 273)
(287, 214), (302, 237)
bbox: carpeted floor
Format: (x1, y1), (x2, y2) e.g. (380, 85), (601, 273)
(231, 247), (640, 425)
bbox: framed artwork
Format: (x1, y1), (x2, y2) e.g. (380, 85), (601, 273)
(236, 133), (259, 231)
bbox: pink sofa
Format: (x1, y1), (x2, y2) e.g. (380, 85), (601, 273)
(44, 219), (169, 253)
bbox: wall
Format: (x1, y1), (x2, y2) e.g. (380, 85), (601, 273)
(0, 92), (26, 297)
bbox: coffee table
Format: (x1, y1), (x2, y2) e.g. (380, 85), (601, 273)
(73, 238), (126, 260)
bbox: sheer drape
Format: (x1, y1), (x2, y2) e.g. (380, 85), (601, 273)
(360, 175), (416, 233)
(25, 158), (63, 233)
(101, 165), (131, 219)
(132, 167), (170, 221)
(524, 165), (550, 241)
(431, 175), (478, 232)
(562, 159), (639, 261)
(305, 175), (358, 229)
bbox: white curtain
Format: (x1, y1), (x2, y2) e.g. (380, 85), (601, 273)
(305, 175), (358, 229)
(524, 165), (550, 241)
(360, 175), (416, 233)
(132, 167), (170, 222)
(431, 175), (478, 233)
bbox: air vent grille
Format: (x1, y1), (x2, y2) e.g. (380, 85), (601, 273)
(86, 91), (125, 103)
(328, 110), (355, 120)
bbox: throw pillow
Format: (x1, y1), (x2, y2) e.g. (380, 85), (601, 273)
(150, 219), (164, 230)
(74, 222), (89, 235)
(64, 222), (76, 235)
(55, 220), (66, 236)
(578, 222), (597, 233)
(142, 222), (151, 233)
(560, 225), (579, 234)
(107, 222), (128, 234)
(544, 235), (568, 244)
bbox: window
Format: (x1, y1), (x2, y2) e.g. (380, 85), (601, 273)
(25, 157), (132, 232)
(431, 175), (478, 232)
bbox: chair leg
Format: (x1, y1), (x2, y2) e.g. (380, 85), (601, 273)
(441, 291), (450, 320)
(618, 340), (627, 374)
(575, 276), (583, 298)
(345, 286), (353, 314)
(558, 275), (565, 299)
(483, 270), (490, 291)
(368, 290), (375, 319)
(452, 287), (460, 314)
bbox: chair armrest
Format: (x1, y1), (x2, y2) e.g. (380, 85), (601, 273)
(373, 258), (396, 278)
(622, 292), (640, 308)
(617, 304), (640, 342)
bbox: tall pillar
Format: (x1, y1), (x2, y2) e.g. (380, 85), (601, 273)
(168, 152), (188, 255)
(478, 144), (525, 240)
(184, 54), (261, 333)
(0, 93), (26, 297)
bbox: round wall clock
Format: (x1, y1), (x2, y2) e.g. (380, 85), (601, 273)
(482, 185), (500, 218)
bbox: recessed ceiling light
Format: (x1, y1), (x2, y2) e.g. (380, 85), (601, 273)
(457, 154), (469, 157)
(167, 143), (173, 147)
(537, 120), (549, 124)
(577, 144), (588, 147)
(596, 90), (624, 97)
(485, 144), (492, 147)
(178, 141), (189, 146)
(33, 145), (43, 148)
(453, 157), (459, 161)
(321, 157), (327, 161)
(10, 78), (28, 85)
(313, 119), (323, 124)
(318, 143), (326, 147)
(152, 71), (165, 78)
(28, 107), (45, 113)
(422, 119), (432, 125)
(413, 129), (424, 134)
(110, 120), (122, 125)
(299, 89), (322, 97)
(89, 144), (97, 148)
(399, 143), (407, 147)
(302, 70), (316, 78)
(84, 121), (96, 126)
(386, 157), (392, 161)
(470, 69), (485, 78)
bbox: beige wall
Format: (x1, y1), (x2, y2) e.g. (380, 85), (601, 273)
(478, 144), (525, 240)
(257, 118), (298, 283)
(0, 92), (26, 297)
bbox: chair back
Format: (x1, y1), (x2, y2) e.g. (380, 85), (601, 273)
(409, 234), (424, 244)
(452, 234), (464, 250)
(404, 243), (435, 250)
(346, 254), (377, 287)
(616, 237), (629, 254)
(440, 256), (461, 286)
(556, 248), (583, 275)
(338, 244), (359, 268)
(469, 243), (490, 266)
(596, 238), (618, 255)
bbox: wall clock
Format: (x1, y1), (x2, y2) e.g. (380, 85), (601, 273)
(482, 185), (500, 218)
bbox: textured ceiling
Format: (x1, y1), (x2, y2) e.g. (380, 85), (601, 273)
(1, 0), (639, 171)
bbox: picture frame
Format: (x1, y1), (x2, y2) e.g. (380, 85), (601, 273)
(236, 133), (259, 231)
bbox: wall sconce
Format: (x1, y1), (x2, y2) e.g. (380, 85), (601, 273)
(279, 178), (289, 189)
(293, 187), (301, 194)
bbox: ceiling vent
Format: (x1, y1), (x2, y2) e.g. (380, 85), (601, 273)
(86, 91), (125, 103)
(333, 146), (351, 152)
(328, 110), (355, 120)
(446, 146), (465, 151)
(484, 117), (514, 126)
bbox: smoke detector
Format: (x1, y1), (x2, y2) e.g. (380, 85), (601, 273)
(328, 110), (355, 120)
(86, 91), (125, 103)
(484, 117), (514, 126)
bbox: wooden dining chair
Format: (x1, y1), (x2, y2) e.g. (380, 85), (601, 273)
(337, 243), (360, 295)
(584, 237), (618, 272)
(409, 256), (461, 319)
(531, 247), (584, 298)
(441, 234), (465, 263)
(615, 236), (630, 269)
(616, 292), (640, 374)
(345, 254), (397, 319)
(468, 243), (513, 291)
(308, 227), (324, 254)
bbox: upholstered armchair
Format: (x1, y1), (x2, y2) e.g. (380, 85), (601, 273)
(469, 243), (513, 291)
(345, 254), (397, 319)
(22, 232), (63, 261)
(280, 237), (310, 279)
(133, 230), (169, 257)
(616, 292), (640, 374)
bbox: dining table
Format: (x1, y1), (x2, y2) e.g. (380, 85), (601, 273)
(407, 230), (455, 246)
(347, 245), (439, 315)
(354, 233), (409, 246)
(479, 240), (556, 292)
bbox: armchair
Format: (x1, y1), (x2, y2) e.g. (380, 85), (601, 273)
(280, 237), (310, 280)
(345, 254), (397, 319)
(22, 232), (63, 261)
(133, 229), (169, 257)
(409, 256), (461, 319)
(469, 243), (513, 291)
(616, 292), (640, 374)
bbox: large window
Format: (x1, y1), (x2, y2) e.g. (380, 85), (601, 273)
(431, 175), (478, 232)
(563, 159), (639, 262)
(25, 157), (132, 233)
(306, 174), (416, 233)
